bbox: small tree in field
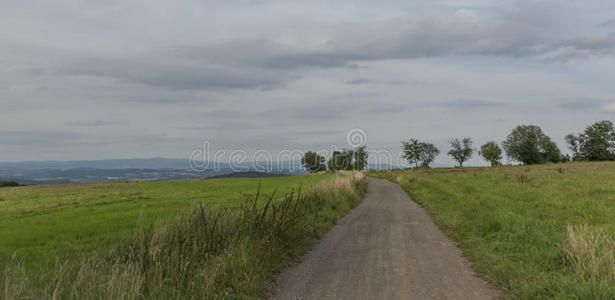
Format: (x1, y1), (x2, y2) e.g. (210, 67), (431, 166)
(479, 141), (502, 166)
(401, 139), (423, 168)
(402, 139), (440, 168)
(447, 138), (473, 167)
(301, 151), (326, 173)
(419, 143), (440, 168)
(502, 125), (561, 164)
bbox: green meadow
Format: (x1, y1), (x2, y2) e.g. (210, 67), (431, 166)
(0, 175), (333, 266)
(370, 162), (615, 299)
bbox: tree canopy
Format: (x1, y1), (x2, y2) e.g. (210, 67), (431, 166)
(447, 138), (473, 167)
(479, 141), (503, 166)
(566, 120), (615, 161)
(301, 151), (326, 173)
(502, 125), (561, 164)
(402, 139), (440, 168)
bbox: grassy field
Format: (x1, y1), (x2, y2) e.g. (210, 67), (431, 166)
(370, 162), (615, 299)
(1, 172), (366, 299)
(0, 175), (333, 266)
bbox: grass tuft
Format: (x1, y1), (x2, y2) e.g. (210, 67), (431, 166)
(565, 223), (615, 284)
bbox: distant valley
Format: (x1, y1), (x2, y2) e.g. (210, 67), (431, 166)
(0, 158), (306, 185)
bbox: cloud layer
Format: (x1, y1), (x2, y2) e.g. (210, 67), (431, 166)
(1, 0), (615, 165)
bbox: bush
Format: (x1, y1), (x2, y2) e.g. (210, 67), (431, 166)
(0, 181), (21, 188)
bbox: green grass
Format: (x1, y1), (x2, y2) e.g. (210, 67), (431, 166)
(1, 172), (367, 299)
(0, 175), (333, 266)
(370, 162), (615, 299)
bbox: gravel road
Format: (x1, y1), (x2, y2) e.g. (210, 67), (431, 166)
(272, 177), (498, 300)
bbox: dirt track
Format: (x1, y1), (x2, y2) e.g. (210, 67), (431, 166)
(272, 177), (498, 300)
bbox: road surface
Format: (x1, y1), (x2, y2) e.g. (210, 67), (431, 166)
(272, 177), (497, 300)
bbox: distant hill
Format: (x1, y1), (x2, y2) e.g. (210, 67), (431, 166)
(0, 158), (205, 175)
(0, 158), (307, 185)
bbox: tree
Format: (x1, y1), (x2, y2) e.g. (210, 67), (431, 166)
(447, 138), (473, 167)
(327, 151), (343, 171)
(419, 143), (440, 168)
(566, 120), (615, 161)
(401, 139), (423, 168)
(301, 151), (326, 173)
(353, 146), (369, 170)
(328, 150), (354, 171)
(565, 133), (581, 160)
(479, 141), (502, 166)
(502, 125), (561, 164)
(402, 139), (440, 168)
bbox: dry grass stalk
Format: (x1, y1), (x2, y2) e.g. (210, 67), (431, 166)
(565, 223), (615, 284)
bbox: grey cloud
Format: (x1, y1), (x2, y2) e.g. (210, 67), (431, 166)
(360, 103), (408, 114)
(346, 79), (373, 85)
(600, 19), (615, 27)
(441, 98), (504, 109)
(65, 120), (121, 127)
(184, 11), (615, 71)
(345, 78), (403, 85)
(50, 3), (615, 92)
(0, 131), (85, 147)
(63, 57), (286, 90)
(558, 98), (609, 110)
(296, 130), (342, 136)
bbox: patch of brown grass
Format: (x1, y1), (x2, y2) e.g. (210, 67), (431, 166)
(565, 223), (615, 284)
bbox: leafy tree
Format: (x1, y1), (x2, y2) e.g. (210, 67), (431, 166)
(502, 125), (561, 164)
(327, 151), (343, 171)
(447, 138), (473, 167)
(401, 139), (423, 168)
(301, 151), (326, 173)
(565, 134), (581, 160)
(479, 141), (502, 166)
(328, 150), (354, 171)
(419, 143), (440, 168)
(402, 139), (440, 168)
(353, 146), (369, 170)
(566, 120), (615, 161)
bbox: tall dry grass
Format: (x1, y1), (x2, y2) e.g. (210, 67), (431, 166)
(1, 173), (366, 299)
(564, 223), (615, 284)
(311, 171), (365, 198)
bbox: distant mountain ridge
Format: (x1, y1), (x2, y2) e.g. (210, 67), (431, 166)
(0, 158), (307, 185)
(0, 158), (201, 173)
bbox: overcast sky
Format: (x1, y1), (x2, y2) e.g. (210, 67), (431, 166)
(1, 0), (615, 165)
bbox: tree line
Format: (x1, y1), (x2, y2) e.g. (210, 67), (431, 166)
(301, 120), (615, 172)
(403, 120), (615, 168)
(301, 146), (368, 173)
